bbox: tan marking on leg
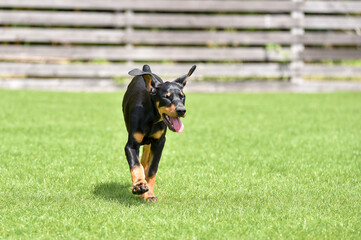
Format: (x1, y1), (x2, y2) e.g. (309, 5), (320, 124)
(133, 132), (144, 144)
(141, 174), (157, 202)
(141, 144), (151, 168)
(151, 129), (165, 139)
(141, 146), (154, 176)
(140, 145), (157, 202)
(146, 174), (156, 193)
(130, 166), (146, 185)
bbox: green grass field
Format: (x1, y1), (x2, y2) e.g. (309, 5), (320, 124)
(1, 89), (361, 239)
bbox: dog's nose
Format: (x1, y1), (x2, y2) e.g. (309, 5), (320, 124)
(176, 107), (186, 117)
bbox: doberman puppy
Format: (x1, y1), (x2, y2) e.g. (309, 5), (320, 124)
(122, 64), (196, 202)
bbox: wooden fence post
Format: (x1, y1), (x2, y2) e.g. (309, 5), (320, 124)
(125, 9), (134, 66)
(291, 0), (304, 83)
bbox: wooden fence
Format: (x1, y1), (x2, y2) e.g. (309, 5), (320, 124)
(0, 0), (360, 89)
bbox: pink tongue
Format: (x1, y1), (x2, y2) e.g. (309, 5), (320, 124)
(169, 117), (184, 133)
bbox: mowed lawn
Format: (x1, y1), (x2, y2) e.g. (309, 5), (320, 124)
(0, 89), (360, 239)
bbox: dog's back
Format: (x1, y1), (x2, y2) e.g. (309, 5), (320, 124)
(122, 75), (153, 133)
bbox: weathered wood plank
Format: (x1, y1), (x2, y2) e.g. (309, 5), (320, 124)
(303, 65), (361, 76)
(4, 62), (359, 79)
(303, 1), (361, 13)
(0, 28), (273, 44)
(4, 47), (359, 62)
(186, 81), (361, 93)
(0, 10), (126, 27)
(305, 16), (361, 30)
(0, 46), (293, 61)
(131, 14), (295, 29)
(0, 62), (292, 77)
(301, 49), (361, 60)
(2, 79), (361, 93)
(1, 0), (360, 13)
(1, 28), (360, 45)
(0, 0), (296, 12)
(131, 31), (295, 45)
(0, 78), (117, 91)
(133, 31), (361, 45)
(0, 28), (293, 45)
(0, 11), (295, 29)
(0, 28), (127, 43)
(2, 11), (359, 30)
(302, 33), (361, 45)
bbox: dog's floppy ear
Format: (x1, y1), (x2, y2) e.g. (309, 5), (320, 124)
(173, 65), (196, 88)
(128, 67), (159, 92)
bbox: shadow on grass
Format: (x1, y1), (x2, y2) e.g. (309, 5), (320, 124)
(92, 182), (143, 206)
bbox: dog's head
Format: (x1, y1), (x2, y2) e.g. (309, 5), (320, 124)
(129, 65), (196, 133)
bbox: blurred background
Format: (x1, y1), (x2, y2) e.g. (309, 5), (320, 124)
(0, 0), (360, 92)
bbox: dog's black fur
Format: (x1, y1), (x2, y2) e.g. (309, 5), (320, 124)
(122, 65), (196, 201)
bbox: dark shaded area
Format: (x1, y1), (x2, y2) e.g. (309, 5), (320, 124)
(92, 182), (143, 206)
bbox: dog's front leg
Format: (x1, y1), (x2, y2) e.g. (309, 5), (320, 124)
(141, 137), (165, 202)
(125, 140), (149, 194)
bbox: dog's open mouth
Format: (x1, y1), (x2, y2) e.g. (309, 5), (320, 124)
(162, 114), (184, 133)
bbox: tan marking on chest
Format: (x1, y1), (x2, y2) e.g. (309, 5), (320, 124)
(133, 132), (144, 143)
(151, 129), (165, 139)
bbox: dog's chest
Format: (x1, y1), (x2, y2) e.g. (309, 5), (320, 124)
(141, 121), (166, 144)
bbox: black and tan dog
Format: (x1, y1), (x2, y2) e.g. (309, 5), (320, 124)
(122, 64), (196, 202)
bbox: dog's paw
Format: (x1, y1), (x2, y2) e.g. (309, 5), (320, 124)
(132, 181), (149, 195)
(145, 196), (158, 202)
(141, 192), (158, 202)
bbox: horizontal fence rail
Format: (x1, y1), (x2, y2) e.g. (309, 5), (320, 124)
(1, 0), (360, 13)
(0, 0), (360, 86)
(1, 62), (360, 78)
(2, 45), (361, 62)
(0, 63), (292, 78)
(1, 28), (360, 45)
(0, 46), (293, 61)
(1, 11), (360, 30)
